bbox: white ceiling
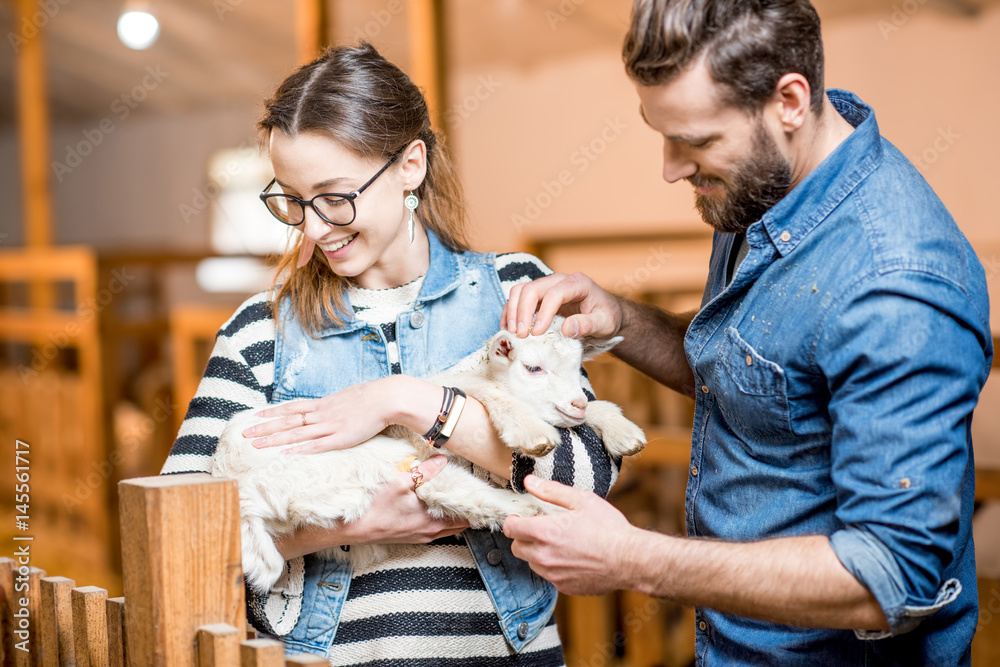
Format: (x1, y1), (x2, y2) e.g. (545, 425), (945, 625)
(0, 0), (993, 125)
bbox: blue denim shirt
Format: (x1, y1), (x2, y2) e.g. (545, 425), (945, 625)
(685, 90), (992, 666)
(271, 230), (558, 656)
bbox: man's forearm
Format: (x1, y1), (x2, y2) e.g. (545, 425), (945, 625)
(613, 299), (697, 397)
(623, 530), (889, 632)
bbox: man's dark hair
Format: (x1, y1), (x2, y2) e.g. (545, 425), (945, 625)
(623, 0), (825, 115)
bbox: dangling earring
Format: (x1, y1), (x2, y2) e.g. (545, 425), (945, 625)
(404, 191), (419, 245)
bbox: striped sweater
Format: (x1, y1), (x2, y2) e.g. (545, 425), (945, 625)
(159, 252), (622, 665)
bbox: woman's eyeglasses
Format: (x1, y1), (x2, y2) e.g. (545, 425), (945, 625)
(259, 152), (401, 227)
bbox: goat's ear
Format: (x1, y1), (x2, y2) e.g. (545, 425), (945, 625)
(489, 331), (517, 364)
(581, 335), (624, 361)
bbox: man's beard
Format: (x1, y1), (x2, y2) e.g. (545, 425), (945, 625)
(691, 121), (793, 234)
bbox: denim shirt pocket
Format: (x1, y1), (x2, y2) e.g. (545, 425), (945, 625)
(714, 326), (794, 441)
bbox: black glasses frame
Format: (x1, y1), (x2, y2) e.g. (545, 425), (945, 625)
(259, 151), (402, 227)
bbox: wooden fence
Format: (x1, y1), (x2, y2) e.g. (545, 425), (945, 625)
(0, 473), (326, 667)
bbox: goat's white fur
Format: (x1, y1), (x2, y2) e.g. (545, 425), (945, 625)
(210, 318), (646, 594)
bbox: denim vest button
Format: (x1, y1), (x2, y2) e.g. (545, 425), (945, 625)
(411, 311), (425, 328)
(517, 621), (529, 639)
(487, 548), (503, 566)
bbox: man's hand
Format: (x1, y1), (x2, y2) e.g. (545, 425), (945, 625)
(502, 272), (624, 340)
(503, 474), (641, 595)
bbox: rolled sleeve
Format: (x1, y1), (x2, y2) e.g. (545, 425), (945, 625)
(818, 269), (990, 637)
(830, 525), (961, 638)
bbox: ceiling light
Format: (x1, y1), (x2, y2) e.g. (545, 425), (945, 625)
(117, 5), (159, 50)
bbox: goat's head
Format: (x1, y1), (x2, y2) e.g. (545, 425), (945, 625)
(486, 317), (623, 427)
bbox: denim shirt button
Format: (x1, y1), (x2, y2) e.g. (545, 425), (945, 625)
(487, 548), (503, 566)
(699, 620), (708, 632)
(780, 230), (791, 242)
(411, 311), (425, 328)
(691, 466), (699, 477)
(701, 385), (710, 394)
(517, 621), (529, 639)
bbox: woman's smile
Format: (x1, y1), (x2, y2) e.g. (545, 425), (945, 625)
(320, 232), (359, 259)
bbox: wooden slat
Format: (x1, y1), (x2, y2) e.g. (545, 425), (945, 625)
(977, 468), (1000, 501)
(973, 578), (1000, 667)
(72, 587), (108, 667)
(196, 624), (240, 667)
(0, 558), (15, 667)
(562, 594), (613, 666)
(0, 248), (96, 282)
(169, 306), (233, 433)
(407, 0), (446, 134)
(294, 0), (326, 65)
(39, 577), (74, 667)
(106, 598), (126, 667)
(244, 623), (258, 641)
(620, 590), (663, 667)
(119, 474), (245, 667)
(12, 567), (45, 667)
(284, 654), (329, 665)
(0, 312), (92, 342)
(14, 0), (53, 249)
(239, 639), (284, 667)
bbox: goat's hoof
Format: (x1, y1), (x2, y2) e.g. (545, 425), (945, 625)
(517, 437), (558, 458)
(604, 423), (648, 458)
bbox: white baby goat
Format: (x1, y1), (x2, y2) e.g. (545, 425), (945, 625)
(211, 319), (646, 594)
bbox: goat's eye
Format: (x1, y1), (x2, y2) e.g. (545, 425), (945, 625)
(523, 364), (544, 374)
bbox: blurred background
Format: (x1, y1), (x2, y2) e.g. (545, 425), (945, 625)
(0, 0), (998, 664)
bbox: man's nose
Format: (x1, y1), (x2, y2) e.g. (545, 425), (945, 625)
(662, 142), (696, 183)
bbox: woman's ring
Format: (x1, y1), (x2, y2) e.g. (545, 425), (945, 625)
(300, 412), (307, 427)
(411, 469), (425, 491)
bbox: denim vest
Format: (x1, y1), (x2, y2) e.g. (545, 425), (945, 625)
(274, 230), (558, 656)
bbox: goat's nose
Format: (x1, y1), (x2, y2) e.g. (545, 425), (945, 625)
(570, 397), (587, 412)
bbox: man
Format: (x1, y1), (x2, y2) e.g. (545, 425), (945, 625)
(501, 0), (993, 664)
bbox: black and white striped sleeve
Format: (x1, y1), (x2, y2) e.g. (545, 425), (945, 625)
(494, 253), (624, 498)
(159, 292), (275, 475)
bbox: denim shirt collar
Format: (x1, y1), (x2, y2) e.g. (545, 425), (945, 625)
(315, 227), (462, 336)
(756, 89), (883, 256)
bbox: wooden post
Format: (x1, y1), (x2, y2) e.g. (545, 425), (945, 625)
(106, 598), (126, 667)
(284, 654), (328, 665)
(119, 474), (245, 667)
(196, 624), (240, 667)
(38, 577), (74, 667)
(72, 587), (108, 667)
(239, 639), (284, 667)
(294, 0), (328, 66)
(0, 558), (15, 667)
(407, 0), (448, 136)
(13, 567), (45, 667)
(13, 0), (53, 249)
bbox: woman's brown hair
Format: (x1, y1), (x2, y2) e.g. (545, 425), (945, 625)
(258, 42), (471, 335)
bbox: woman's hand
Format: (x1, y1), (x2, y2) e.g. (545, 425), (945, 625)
(274, 456), (468, 560)
(244, 375), (434, 454)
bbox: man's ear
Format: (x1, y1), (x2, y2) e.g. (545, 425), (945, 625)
(581, 336), (624, 362)
(489, 331), (518, 365)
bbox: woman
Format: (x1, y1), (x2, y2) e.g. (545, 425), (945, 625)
(160, 43), (622, 665)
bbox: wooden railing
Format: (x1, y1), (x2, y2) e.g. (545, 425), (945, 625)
(0, 474), (326, 666)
